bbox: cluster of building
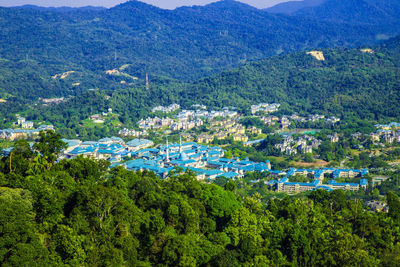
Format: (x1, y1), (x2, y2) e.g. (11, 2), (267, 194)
(1, 124), (373, 194)
(152, 103), (180, 113)
(138, 117), (175, 130)
(138, 106), (239, 133)
(118, 137), (271, 179)
(40, 97), (65, 104)
(115, 138), (371, 193)
(369, 123), (400, 144)
(0, 125), (54, 141)
(365, 200), (388, 212)
(118, 128), (148, 138)
(260, 115), (291, 129)
(288, 114), (340, 124)
(348, 122), (400, 146)
(375, 122), (400, 130)
(379, 131), (400, 144)
(328, 133), (339, 143)
(275, 135), (322, 155)
(61, 137), (154, 162)
(1, 128), (39, 141)
(89, 108), (114, 124)
(267, 168), (369, 193)
(16, 117), (34, 129)
(257, 114), (339, 130)
(60, 134), (274, 180)
(175, 108), (238, 121)
(170, 119), (204, 131)
(197, 119), (253, 144)
(251, 103), (280, 114)
(137, 116), (204, 132)
(259, 115), (280, 126)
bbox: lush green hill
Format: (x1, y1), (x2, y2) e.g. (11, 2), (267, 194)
(0, 0), (392, 98)
(265, 0), (327, 14)
(1, 2), (400, 129)
(267, 0), (400, 30)
(293, 0), (400, 28)
(12, 5), (107, 12)
(16, 36), (399, 135)
(1, 139), (400, 266)
(180, 36), (400, 120)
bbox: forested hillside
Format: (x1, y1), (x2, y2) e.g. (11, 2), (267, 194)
(1, 2), (400, 130)
(267, 0), (400, 30)
(293, 0), (400, 28)
(0, 0), (392, 100)
(181, 36), (400, 120)
(265, 0), (326, 14)
(18, 36), (400, 133)
(1, 134), (400, 266)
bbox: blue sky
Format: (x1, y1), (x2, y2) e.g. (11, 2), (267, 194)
(0, 0), (294, 9)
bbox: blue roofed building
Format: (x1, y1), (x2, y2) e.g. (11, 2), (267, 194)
(1, 147), (13, 156)
(126, 139), (154, 151)
(273, 167), (370, 193)
(217, 172), (240, 179)
(99, 136), (125, 145)
(58, 135), (372, 193)
(0, 128), (41, 141)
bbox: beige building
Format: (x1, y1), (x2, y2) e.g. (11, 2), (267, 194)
(232, 134), (248, 142)
(197, 134), (214, 144)
(247, 126), (262, 135)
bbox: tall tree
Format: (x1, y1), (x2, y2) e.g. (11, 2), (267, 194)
(33, 130), (67, 164)
(387, 191), (400, 222)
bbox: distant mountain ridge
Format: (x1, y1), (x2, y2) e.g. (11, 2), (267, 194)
(265, 0), (327, 14)
(177, 36), (400, 119)
(11, 5), (107, 12)
(29, 36), (400, 128)
(0, 0), (393, 87)
(295, 0), (400, 26)
(267, 0), (400, 29)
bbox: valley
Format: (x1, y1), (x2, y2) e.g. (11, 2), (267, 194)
(1, 1), (400, 266)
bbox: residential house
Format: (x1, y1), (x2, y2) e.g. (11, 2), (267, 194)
(197, 134), (214, 144)
(248, 126), (262, 135)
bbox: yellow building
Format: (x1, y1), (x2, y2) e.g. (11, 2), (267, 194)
(214, 132), (228, 140)
(248, 126), (262, 135)
(232, 134), (248, 142)
(197, 134), (214, 144)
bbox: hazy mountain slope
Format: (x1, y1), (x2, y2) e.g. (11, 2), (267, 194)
(181, 37), (400, 119)
(23, 36), (400, 131)
(265, 0), (326, 14)
(11, 5), (107, 12)
(0, 0), (387, 88)
(294, 0), (400, 27)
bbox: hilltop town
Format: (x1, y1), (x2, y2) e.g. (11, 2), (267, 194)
(2, 102), (399, 195)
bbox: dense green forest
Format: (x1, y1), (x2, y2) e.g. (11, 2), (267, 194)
(0, 0), (394, 101)
(267, 0), (400, 32)
(6, 35), (398, 137)
(265, 0), (326, 14)
(1, 2), (400, 137)
(293, 0), (400, 27)
(181, 38), (400, 120)
(268, 0), (400, 28)
(2, 2), (400, 265)
(1, 131), (400, 266)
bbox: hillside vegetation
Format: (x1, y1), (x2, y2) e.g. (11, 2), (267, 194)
(294, 0), (400, 27)
(17, 36), (400, 134)
(181, 37), (400, 120)
(267, 0), (400, 31)
(0, 0), (393, 101)
(1, 135), (400, 266)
